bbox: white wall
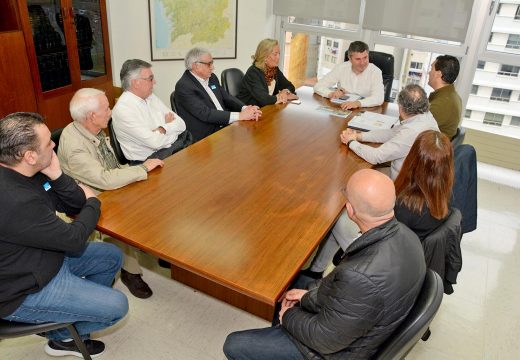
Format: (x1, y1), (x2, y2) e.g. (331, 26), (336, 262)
(106, 0), (275, 105)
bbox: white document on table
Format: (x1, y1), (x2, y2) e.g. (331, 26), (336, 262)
(347, 111), (399, 131)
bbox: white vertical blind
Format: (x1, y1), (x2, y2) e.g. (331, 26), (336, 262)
(273, 0), (361, 24)
(363, 0), (475, 42)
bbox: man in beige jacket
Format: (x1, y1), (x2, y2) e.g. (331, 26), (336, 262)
(58, 88), (163, 299)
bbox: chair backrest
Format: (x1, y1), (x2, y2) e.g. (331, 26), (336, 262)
(170, 90), (177, 113)
(0, 319), (92, 359)
(372, 269), (444, 360)
(107, 118), (128, 165)
(51, 127), (64, 153)
(421, 208), (462, 294)
(344, 50), (394, 102)
(221, 68), (244, 97)
(451, 126), (466, 148)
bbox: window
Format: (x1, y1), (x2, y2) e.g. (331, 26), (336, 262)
(490, 88), (512, 102)
(465, 109), (472, 118)
(326, 39), (332, 46)
(471, 85), (479, 95)
(282, 32), (354, 88)
(410, 61), (423, 69)
(516, 6), (520, 20)
(497, 3), (504, 15)
(477, 60), (486, 69)
(498, 64), (520, 76)
(333, 41), (339, 48)
(506, 34), (520, 49)
(489, 33), (494, 43)
(483, 112), (504, 126)
(511, 116), (520, 126)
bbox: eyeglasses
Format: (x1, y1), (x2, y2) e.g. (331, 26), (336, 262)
(196, 60), (214, 67)
(138, 75), (154, 82)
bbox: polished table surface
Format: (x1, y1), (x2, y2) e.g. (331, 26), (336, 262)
(97, 86), (395, 319)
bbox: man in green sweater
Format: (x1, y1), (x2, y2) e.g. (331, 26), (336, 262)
(428, 55), (462, 139)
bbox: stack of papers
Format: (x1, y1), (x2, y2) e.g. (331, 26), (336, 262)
(347, 112), (399, 131)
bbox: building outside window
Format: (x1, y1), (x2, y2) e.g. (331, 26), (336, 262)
(506, 34), (520, 49)
(490, 88), (512, 102)
(498, 64), (520, 76)
(410, 61), (423, 69)
(483, 112), (504, 126)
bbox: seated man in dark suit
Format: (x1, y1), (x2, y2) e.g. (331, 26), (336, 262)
(223, 169), (426, 359)
(175, 47), (262, 142)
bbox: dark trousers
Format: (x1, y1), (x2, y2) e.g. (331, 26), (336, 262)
(128, 130), (193, 165)
(223, 275), (315, 360)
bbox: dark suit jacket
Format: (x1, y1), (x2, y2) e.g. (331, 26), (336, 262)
(174, 70), (245, 142)
(237, 65), (296, 107)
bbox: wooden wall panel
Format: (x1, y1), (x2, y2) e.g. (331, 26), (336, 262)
(0, 31), (37, 118)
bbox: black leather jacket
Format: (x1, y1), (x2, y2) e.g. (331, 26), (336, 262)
(282, 218), (426, 359)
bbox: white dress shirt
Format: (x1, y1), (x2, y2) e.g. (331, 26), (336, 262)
(348, 111), (439, 180)
(314, 62), (385, 107)
(112, 91), (186, 161)
(190, 71), (243, 122)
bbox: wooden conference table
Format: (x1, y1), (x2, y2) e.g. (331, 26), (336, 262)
(97, 86), (396, 320)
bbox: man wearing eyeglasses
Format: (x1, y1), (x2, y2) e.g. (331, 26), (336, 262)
(112, 59), (191, 163)
(175, 47), (262, 142)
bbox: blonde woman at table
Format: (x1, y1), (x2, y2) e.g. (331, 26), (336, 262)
(237, 39), (298, 107)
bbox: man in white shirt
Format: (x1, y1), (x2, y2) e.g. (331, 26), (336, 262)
(341, 84), (439, 180)
(175, 47), (262, 142)
(314, 41), (384, 110)
(112, 59), (190, 163)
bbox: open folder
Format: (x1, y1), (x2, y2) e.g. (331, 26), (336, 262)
(347, 111), (399, 132)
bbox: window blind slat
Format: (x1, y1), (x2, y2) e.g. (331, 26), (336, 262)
(363, 0), (474, 42)
(273, 0), (361, 24)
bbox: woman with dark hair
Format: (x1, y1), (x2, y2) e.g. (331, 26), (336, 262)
(394, 129), (454, 240)
(302, 130), (455, 279)
(237, 38), (298, 107)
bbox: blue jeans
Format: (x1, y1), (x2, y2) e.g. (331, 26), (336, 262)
(224, 275), (315, 360)
(223, 325), (304, 360)
(3, 242), (128, 341)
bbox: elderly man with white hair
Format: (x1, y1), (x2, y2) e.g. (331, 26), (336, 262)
(112, 59), (191, 163)
(58, 87), (163, 299)
(175, 47), (262, 142)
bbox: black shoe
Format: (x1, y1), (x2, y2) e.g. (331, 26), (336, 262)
(300, 268), (323, 280)
(45, 339), (105, 358)
(120, 269), (153, 299)
(158, 258), (171, 268)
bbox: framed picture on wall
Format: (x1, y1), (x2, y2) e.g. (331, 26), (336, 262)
(148, 0), (238, 61)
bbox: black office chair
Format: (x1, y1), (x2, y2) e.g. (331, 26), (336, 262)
(372, 269), (444, 360)
(451, 126), (466, 148)
(344, 50), (394, 102)
(170, 90), (177, 113)
(221, 68), (244, 97)
(51, 127), (63, 153)
(0, 319), (92, 360)
(107, 118), (128, 165)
